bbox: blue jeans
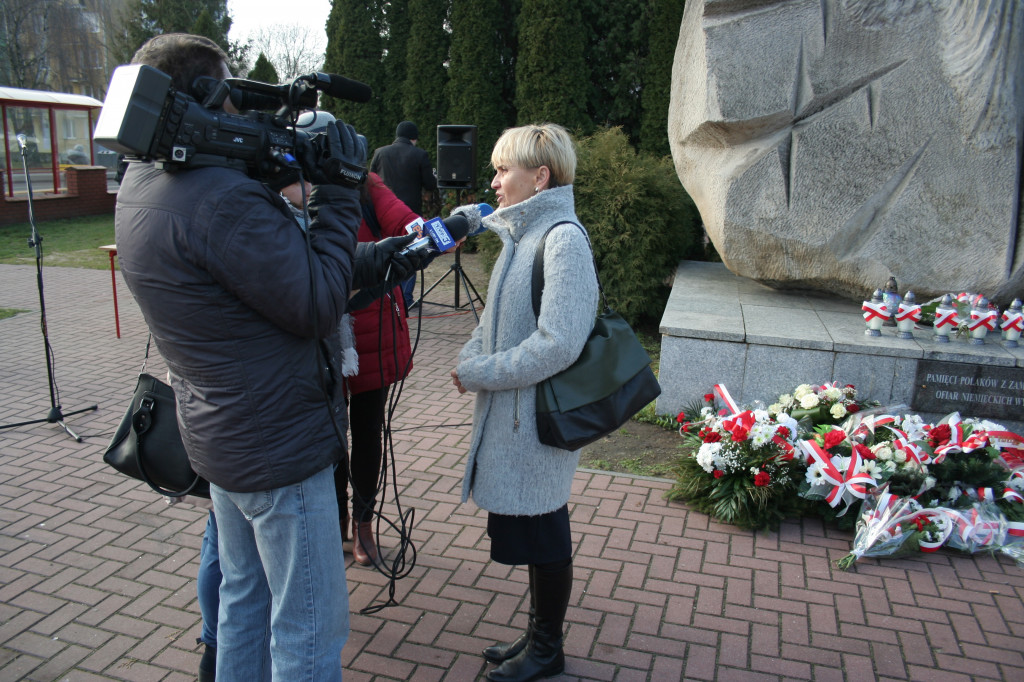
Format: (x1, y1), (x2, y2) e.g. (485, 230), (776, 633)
(198, 510), (221, 648)
(210, 465), (348, 682)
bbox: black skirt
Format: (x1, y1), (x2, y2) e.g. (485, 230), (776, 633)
(487, 504), (571, 566)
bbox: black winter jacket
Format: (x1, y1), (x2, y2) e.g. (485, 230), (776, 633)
(369, 138), (436, 213)
(115, 163), (361, 492)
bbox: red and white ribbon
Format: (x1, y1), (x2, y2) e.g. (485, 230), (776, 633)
(951, 508), (1001, 547)
(712, 384), (740, 415)
(799, 440), (874, 513)
(1006, 522), (1024, 542)
(887, 425), (928, 465)
(933, 308), (958, 330)
(985, 429), (1024, 451)
(850, 414), (897, 441)
(1002, 487), (1023, 504)
(862, 300), (889, 322)
(933, 415), (965, 461)
(896, 302), (922, 323)
(773, 435), (796, 460)
(1001, 310), (1024, 333)
(968, 308), (997, 332)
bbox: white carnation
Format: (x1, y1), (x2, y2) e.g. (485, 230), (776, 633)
(768, 403), (783, 416)
(695, 442), (722, 473)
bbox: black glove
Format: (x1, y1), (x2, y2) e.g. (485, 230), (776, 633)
(297, 120), (367, 188)
(352, 233), (434, 289)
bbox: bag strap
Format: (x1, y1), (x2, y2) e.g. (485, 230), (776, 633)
(531, 221), (607, 319)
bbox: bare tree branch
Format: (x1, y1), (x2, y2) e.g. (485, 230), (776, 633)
(243, 23), (326, 82)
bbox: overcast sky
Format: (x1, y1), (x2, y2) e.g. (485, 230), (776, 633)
(227, 0), (332, 42)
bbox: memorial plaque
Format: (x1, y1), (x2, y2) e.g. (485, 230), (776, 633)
(912, 360), (1024, 421)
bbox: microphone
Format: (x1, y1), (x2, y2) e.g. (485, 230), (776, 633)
(298, 72), (372, 103)
(400, 214), (470, 256)
(15, 134), (27, 151)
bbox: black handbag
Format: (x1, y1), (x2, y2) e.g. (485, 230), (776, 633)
(102, 339), (209, 498)
(532, 222), (662, 450)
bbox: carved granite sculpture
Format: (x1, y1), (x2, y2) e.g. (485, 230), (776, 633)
(669, 0), (1023, 302)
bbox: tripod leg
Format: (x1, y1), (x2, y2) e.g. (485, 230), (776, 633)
(413, 264), (457, 308)
(456, 268), (481, 322)
(57, 420), (83, 443)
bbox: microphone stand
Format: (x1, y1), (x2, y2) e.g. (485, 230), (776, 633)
(412, 189), (484, 321)
(0, 138), (98, 442)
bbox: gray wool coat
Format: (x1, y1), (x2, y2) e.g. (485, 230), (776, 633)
(455, 185), (599, 516)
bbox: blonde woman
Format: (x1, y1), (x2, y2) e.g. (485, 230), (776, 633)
(450, 124), (598, 682)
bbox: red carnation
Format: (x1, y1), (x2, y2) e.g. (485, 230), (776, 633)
(731, 427), (749, 442)
(845, 384), (855, 389)
(823, 430), (846, 450)
(713, 470), (724, 479)
(701, 429), (722, 443)
(853, 443), (875, 460)
(754, 471), (771, 486)
(928, 424), (952, 448)
(847, 404), (861, 414)
(676, 411), (686, 424)
(775, 426), (791, 438)
(704, 393), (715, 403)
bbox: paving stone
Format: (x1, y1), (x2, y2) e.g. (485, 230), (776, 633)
(1, 263), (1023, 680)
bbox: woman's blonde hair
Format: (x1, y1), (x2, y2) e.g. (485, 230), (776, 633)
(490, 123), (576, 187)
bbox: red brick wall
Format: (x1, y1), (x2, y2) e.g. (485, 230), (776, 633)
(0, 167), (116, 227)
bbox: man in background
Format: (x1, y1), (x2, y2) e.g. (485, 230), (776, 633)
(370, 121), (437, 306)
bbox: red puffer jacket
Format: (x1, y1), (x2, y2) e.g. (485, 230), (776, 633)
(347, 173), (417, 395)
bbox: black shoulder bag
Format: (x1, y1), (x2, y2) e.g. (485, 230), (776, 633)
(102, 335), (209, 497)
(532, 222), (662, 451)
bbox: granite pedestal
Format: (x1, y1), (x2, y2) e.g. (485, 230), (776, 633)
(657, 261), (1024, 433)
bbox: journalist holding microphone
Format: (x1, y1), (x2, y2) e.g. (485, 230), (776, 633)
(113, 33), (401, 682)
(450, 123), (599, 682)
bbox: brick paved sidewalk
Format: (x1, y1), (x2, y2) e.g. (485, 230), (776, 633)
(1, 263), (1023, 681)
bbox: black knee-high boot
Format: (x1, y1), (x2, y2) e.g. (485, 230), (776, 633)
(483, 565), (536, 663)
(486, 559), (572, 682)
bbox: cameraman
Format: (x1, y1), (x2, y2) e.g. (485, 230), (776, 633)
(115, 33), (372, 682)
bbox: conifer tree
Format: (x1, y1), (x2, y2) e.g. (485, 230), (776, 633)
(380, 0), (411, 132)
(580, 0), (645, 140)
(446, 0), (514, 189)
(401, 0), (450, 163)
(515, 0), (588, 131)
(639, 0), (685, 156)
(248, 52), (279, 84)
(114, 0), (240, 71)
(323, 0), (388, 148)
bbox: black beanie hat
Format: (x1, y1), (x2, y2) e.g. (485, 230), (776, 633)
(396, 121), (419, 139)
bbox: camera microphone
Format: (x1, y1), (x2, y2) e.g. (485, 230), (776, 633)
(400, 214), (471, 256)
(297, 72), (372, 104)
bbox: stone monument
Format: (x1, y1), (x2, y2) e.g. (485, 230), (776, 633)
(669, 0), (1023, 302)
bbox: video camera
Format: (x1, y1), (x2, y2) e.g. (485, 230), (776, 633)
(93, 64), (371, 185)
